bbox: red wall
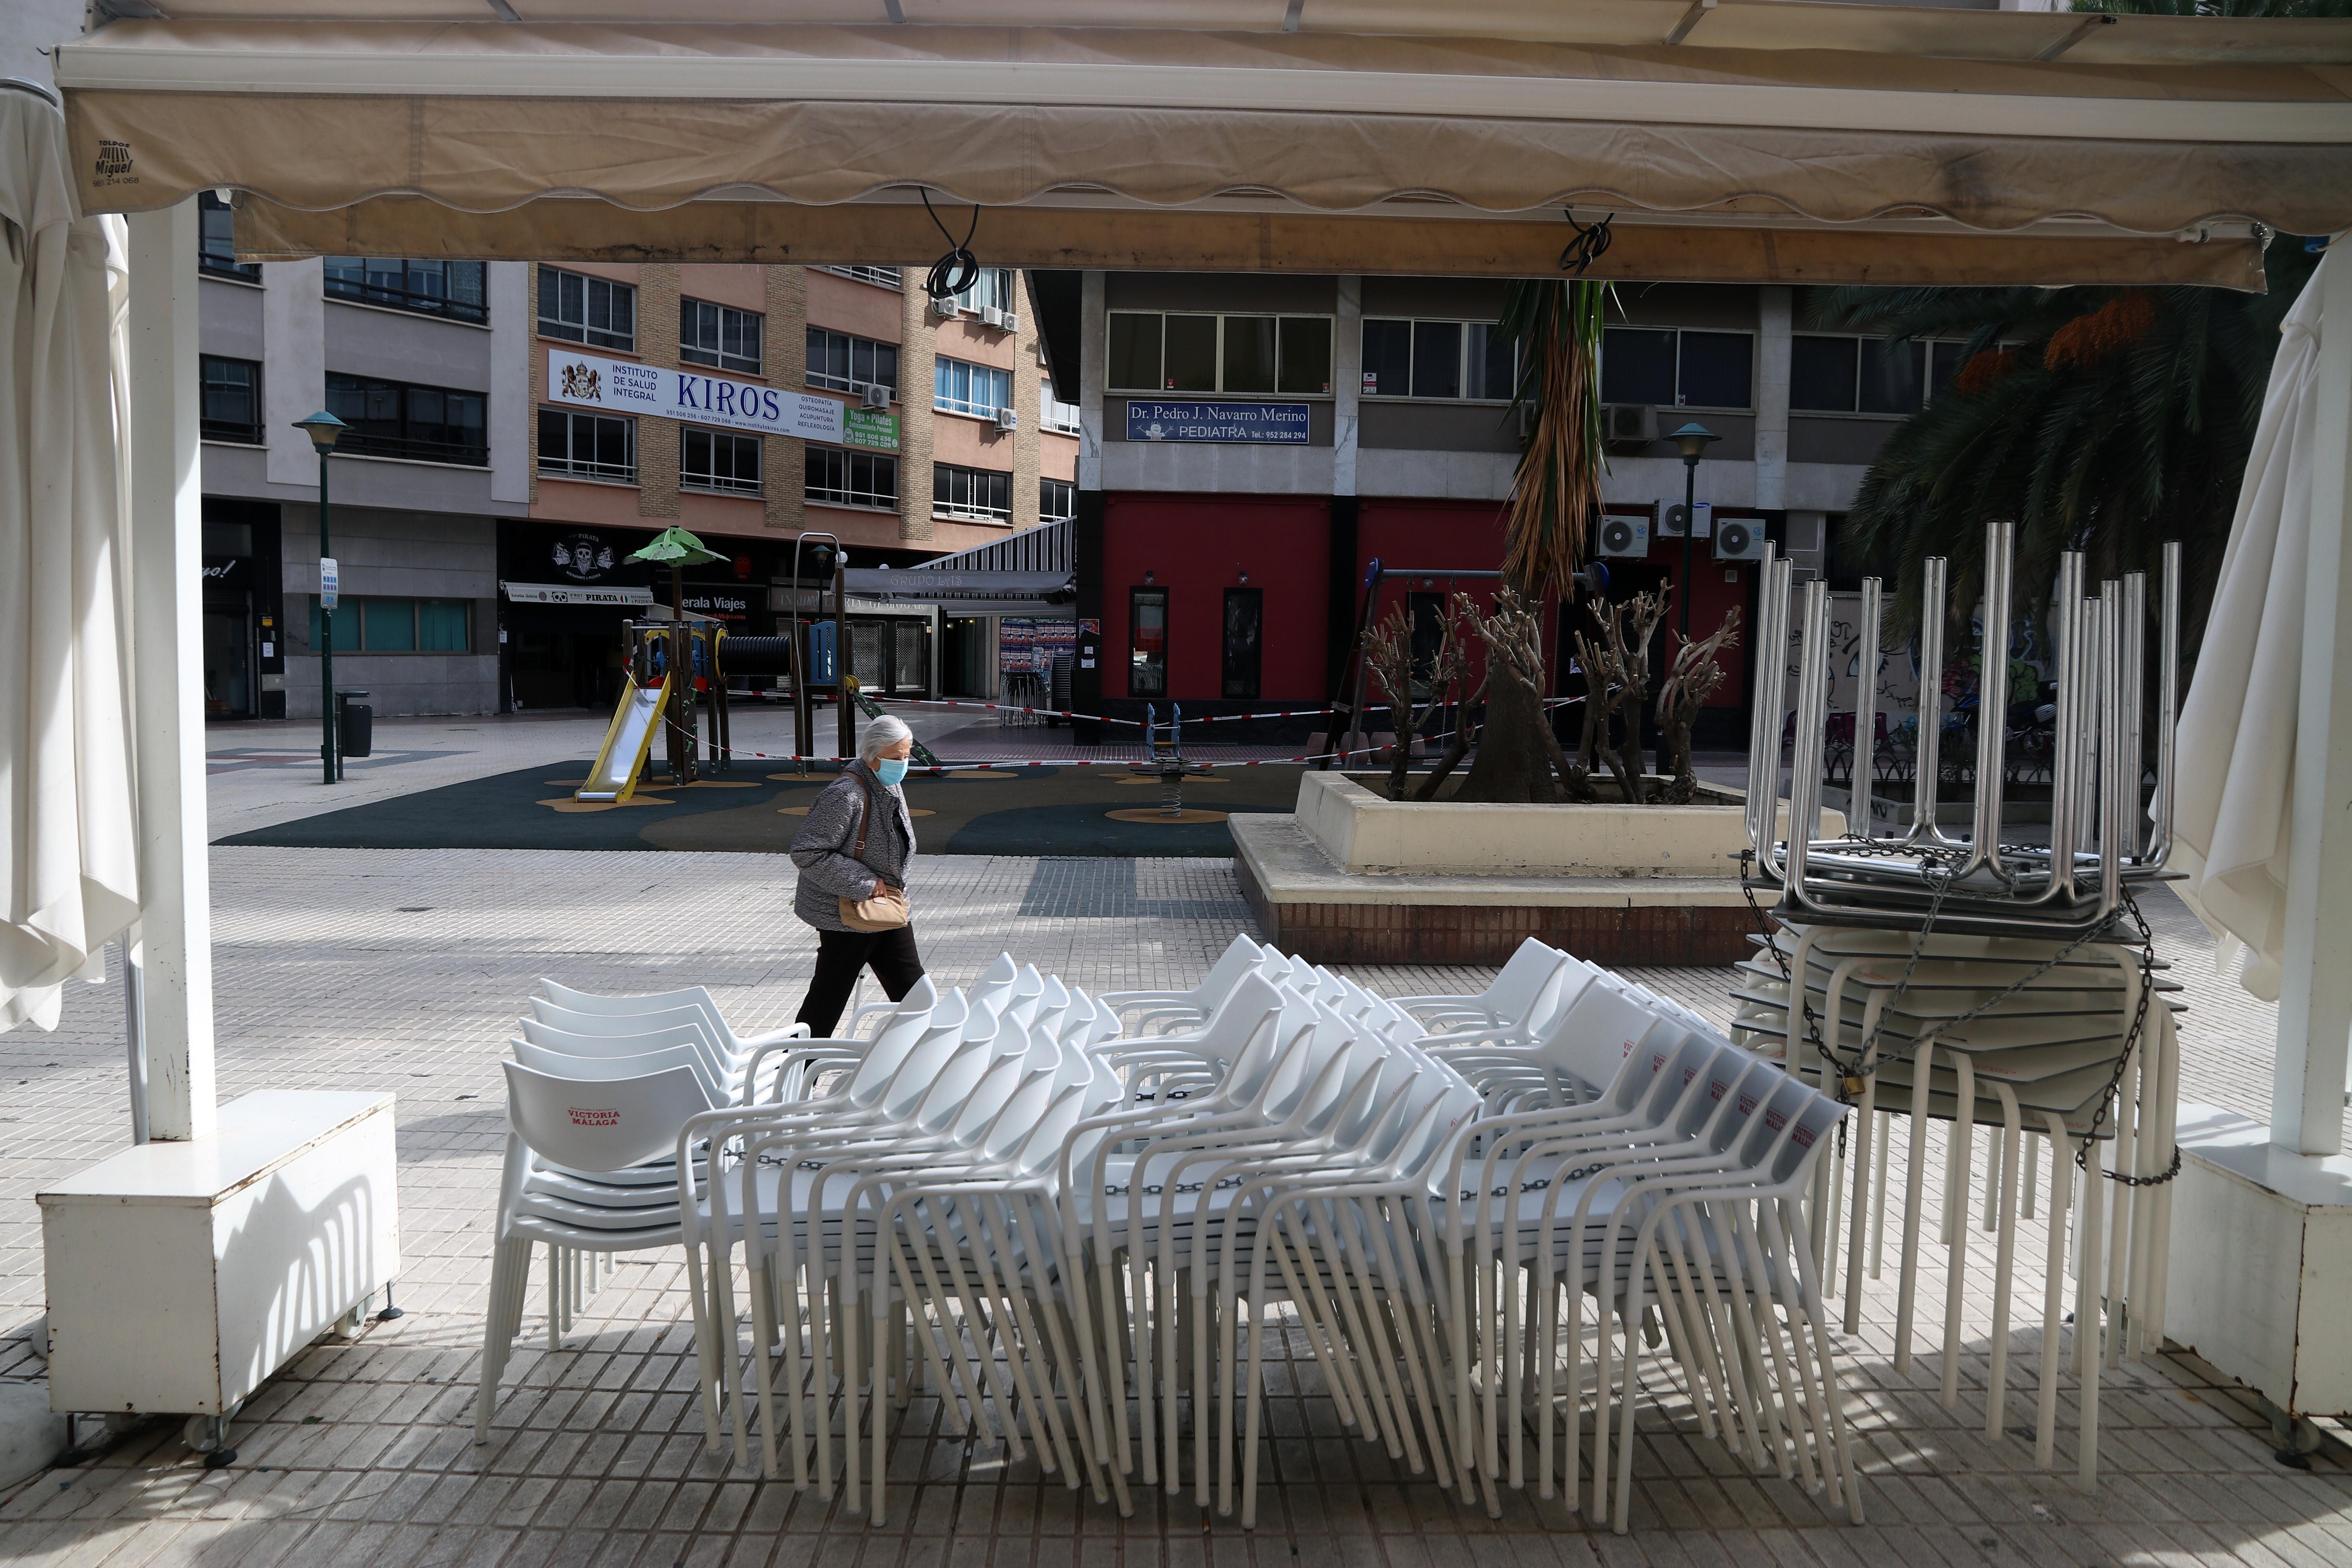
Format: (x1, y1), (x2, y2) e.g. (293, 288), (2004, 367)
(1355, 500), (1556, 689)
(1102, 495), (1332, 702)
(1656, 515), (1757, 710)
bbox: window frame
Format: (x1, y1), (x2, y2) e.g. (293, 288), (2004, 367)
(1222, 586), (1264, 701)
(196, 192), (260, 283)
(933, 463), (1013, 524)
(1129, 587), (1169, 699)
(327, 373), (490, 467)
(537, 266), (637, 352)
(680, 425), (764, 496)
(537, 407), (637, 484)
(806, 447), (900, 510)
(1104, 310), (1337, 397)
(1358, 316), (1517, 403)
(1788, 332), (1976, 417)
(1597, 325), (1758, 413)
(306, 595), (474, 655)
(1040, 387), (1083, 435)
(1039, 477), (1076, 522)
(806, 326), (900, 400)
(933, 356), (1015, 421)
(951, 267), (1018, 318)
(199, 354), (264, 445)
(815, 265), (904, 290)
(680, 297), (764, 375)
(324, 257), (489, 324)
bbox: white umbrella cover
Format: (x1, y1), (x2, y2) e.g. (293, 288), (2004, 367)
(2171, 255), (2328, 1002)
(0, 87), (138, 1031)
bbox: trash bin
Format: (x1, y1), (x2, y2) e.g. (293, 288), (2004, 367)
(337, 690), (372, 759)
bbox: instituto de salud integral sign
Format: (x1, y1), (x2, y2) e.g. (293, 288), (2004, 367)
(1125, 401), (1310, 444)
(546, 349), (898, 452)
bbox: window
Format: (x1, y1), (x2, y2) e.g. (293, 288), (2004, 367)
(935, 357), (1014, 419)
(1042, 389), (1083, 435)
(1791, 335), (1972, 415)
(1106, 312), (1333, 396)
(306, 596), (472, 653)
(537, 267), (635, 351)
(1359, 318), (1514, 401)
(806, 327), (899, 399)
(327, 374), (487, 465)
(197, 192), (258, 281)
(325, 257), (487, 323)
(682, 426), (762, 495)
(1599, 327), (1754, 410)
(538, 408), (635, 482)
(1040, 477), (1075, 521)
(1130, 588), (1168, 699)
(200, 356), (262, 444)
(681, 298), (763, 374)
(935, 464), (1012, 523)
(806, 447), (898, 509)
(816, 265), (902, 289)
(952, 267), (1018, 318)
(1223, 588), (1263, 701)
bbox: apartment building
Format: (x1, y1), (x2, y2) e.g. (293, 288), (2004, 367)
(514, 261), (1080, 711)
(196, 196), (530, 722)
(1026, 272), (1919, 744)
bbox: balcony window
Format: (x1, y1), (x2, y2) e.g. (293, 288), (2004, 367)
(806, 448), (899, 508)
(200, 355), (263, 444)
(681, 299), (763, 374)
(934, 463), (1012, 523)
(1599, 327), (1753, 411)
(1791, 335), (1974, 415)
(807, 327), (899, 399)
(327, 374), (488, 466)
(682, 426), (762, 495)
(325, 257), (487, 323)
(1357, 318), (1517, 401)
(197, 193), (259, 281)
(1040, 477), (1075, 522)
(538, 267), (635, 351)
(1107, 312), (1332, 396)
(1042, 390), (1082, 435)
(816, 265), (903, 289)
(538, 408), (635, 482)
(951, 267), (1017, 317)
(935, 357), (1013, 420)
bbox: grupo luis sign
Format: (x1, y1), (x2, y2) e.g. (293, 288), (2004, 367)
(1124, 400), (1310, 444)
(546, 349), (897, 451)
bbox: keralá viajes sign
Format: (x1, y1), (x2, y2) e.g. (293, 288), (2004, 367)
(547, 349), (898, 452)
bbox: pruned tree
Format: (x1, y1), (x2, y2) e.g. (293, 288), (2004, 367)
(1456, 590), (1584, 804)
(1363, 596), (1473, 800)
(1656, 607), (1742, 804)
(1571, 588), (1668, 803)
(1408, 593), (1486, 801)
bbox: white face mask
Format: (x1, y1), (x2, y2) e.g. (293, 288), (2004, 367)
(874, 757), (909, 786)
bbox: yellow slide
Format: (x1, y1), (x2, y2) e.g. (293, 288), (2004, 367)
(576, 672), (670, 802)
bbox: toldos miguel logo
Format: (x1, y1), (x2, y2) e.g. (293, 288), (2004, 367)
(93, 140), (136, 186)
(559, 363), (603, 401)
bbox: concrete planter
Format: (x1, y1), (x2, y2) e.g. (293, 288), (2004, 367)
(1298, 771), (1839, 878)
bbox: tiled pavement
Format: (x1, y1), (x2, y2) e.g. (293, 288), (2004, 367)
(2, 731), (2348, 1564)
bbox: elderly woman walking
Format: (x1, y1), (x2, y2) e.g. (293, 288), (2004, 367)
(789, 713), (927, 1037)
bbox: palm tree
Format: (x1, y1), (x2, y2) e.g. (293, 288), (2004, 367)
(1817, 237), (2319, 653)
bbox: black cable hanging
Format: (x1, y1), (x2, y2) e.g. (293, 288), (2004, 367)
(920, 189), (982, 303)
(1558, 209), (1615, 275)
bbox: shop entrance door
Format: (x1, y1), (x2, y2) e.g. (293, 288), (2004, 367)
(202, 605), (254, 719)
(512, 630), (612, 710)
(942, 618), (988, 697)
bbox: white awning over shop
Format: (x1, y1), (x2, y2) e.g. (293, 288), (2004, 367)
(51, 2), (2352, 287)
(501, 581), (655, 606)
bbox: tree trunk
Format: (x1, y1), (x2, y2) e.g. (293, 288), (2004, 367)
(1454, 677), (1557, 803)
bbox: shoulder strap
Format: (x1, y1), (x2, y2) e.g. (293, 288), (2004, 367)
(850, 769), (877, 857)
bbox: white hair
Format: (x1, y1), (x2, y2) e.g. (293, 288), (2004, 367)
(859, 713), (914, 764)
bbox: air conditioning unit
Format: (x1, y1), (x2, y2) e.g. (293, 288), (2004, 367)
(980, 305), (1006, 329)
(1659, 499), (1713, 539)
(994, 407), (1018, 432)
(1001, 312), (1020, 334)
(860, 383), (891, 411)
(927, 295), (958, 319)
(1595, 512), (1651, 560)
(1713, 514), (1769, 562)
(1602, 403), (1658, 448)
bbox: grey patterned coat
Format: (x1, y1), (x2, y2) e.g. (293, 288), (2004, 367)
(789, 760), (917, 932)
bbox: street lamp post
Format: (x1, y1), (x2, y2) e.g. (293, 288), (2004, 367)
(1667, 421), (1719, 641)
(292, 410), (348, 783)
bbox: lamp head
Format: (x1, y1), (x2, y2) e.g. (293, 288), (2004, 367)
(1667, 421), (1718, 462)
(292, 410), (347, 452)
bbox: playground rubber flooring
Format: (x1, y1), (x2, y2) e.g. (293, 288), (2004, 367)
(213, 760), (1305, 857)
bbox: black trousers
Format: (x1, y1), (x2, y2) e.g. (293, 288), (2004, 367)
(796, 924), (926, 1038)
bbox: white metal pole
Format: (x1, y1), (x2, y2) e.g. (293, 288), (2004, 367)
(2272, 251), (2352, 1156)
(126, 202), (217, 1143)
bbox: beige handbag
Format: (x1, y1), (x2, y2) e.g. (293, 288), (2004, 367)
(837, 773), (911, 933)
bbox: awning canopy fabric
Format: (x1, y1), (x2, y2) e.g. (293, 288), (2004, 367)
(50, 3), (2352, 287)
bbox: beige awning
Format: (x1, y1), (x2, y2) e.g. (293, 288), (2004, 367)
(51, 3), (2352, 285)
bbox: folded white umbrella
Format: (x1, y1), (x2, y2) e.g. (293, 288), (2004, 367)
(0, 86), (138, 1031)
(2171, 255), (2327, 1000)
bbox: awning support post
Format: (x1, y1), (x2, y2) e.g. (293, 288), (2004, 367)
(126, 201), (217, 1143)
(2273, 249), (2352, 1157)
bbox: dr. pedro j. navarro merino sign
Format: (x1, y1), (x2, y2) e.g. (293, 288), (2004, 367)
(546, 350), (897, 450)
(1125, 400), (1310, 444)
